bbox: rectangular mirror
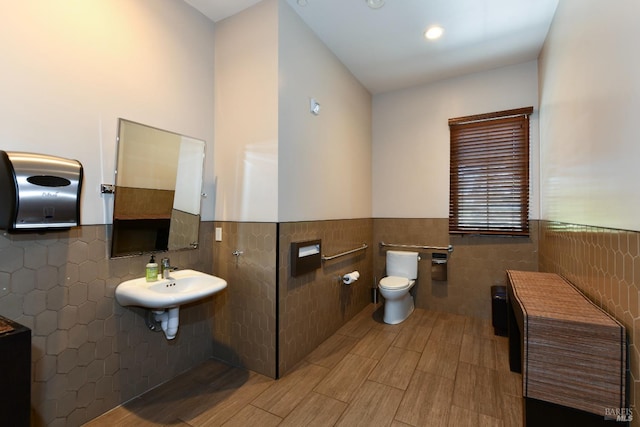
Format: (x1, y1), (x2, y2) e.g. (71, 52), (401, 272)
(111, 119), (205, 258)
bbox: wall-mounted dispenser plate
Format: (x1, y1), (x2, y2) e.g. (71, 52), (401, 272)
(291, 239), (321, 277)
(431, 252), (448, 281)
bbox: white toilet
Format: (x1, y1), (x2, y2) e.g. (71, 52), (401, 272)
(378, 250), (419, 324)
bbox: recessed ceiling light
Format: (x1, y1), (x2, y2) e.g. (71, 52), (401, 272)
(425, 25), (444, 40)
(297, 0), (308, 5)
(366, 0), (385, 9)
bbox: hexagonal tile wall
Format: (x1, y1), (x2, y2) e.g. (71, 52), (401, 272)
(0, 223), (216, 426)
(539, 221), (640, 420)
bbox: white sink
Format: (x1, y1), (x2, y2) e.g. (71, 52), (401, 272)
(115, 269), (227, 310)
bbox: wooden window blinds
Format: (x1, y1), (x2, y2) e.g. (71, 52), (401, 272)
(449, 107), (533, 236)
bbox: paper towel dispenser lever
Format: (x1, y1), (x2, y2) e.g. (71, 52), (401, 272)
(0, 151), (83, 231)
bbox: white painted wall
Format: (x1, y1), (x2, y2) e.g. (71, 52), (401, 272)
(372, 61), (540, 219)
(278, 1), (372, 222)
(539, 0), (640, 231)
(0, 0), (216, 225)
(213, 0), (371, 223)
(213, 0), (279, 222)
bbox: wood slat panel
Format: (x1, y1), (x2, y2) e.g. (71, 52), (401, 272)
(0, 318), (14, 334)
(507, 270), (626, 416)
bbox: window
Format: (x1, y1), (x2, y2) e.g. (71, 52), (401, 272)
(449, 107), (533, 236)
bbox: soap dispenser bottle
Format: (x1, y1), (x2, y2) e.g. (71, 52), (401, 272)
(146, 255), (158, 282)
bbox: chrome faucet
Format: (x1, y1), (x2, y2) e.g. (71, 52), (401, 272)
(161, 258), (178, 279)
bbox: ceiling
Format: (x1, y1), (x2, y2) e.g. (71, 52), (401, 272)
(183, 0), (262, 22)
(184, 0), (559, 94)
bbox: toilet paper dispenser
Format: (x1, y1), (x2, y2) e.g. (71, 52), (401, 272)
(0, 151), (83, 231)
(431, 252), (448, 281)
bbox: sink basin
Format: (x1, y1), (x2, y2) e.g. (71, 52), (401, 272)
(115, 269), (227, 310)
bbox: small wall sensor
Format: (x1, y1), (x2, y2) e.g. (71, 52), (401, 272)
(310, 98), (321, 115)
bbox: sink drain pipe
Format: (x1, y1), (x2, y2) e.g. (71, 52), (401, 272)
(152, 307), (180, 339)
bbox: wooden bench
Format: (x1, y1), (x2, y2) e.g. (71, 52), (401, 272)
(506, 270), (627, 426)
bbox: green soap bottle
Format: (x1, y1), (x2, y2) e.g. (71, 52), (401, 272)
(146, 254), (158, 282)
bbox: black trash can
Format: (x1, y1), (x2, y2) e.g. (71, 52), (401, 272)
(491, 285), (508, 336)
(0, 316), (31, 426)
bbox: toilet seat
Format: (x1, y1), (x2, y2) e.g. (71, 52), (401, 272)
(379, 276), (413, 291)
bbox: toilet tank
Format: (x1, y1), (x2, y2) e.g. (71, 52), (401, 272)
(386, 250), (419, 279)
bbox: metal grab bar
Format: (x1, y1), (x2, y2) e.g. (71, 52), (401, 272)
(322, 243), (368, 261)
(379, 241), (454, 253)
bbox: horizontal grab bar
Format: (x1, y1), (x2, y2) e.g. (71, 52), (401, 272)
(322, 243), (368, 261)
(379, 241), (454, 253)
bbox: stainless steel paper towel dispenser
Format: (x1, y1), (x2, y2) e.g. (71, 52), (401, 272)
(0, 151), (83, 230)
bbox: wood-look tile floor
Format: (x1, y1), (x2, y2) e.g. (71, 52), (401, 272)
(85, 304), (523, 427)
